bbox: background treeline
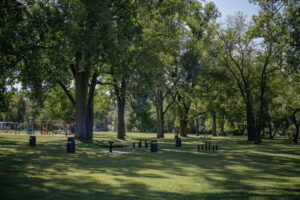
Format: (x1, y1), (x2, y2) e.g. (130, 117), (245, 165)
(0, 0), (299, 142)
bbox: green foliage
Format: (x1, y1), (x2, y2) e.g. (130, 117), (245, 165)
(1, 0), (299, 139)
(250, 0), (299, 72)
(248, 0), (300, 140)
(127, 94), (156, 133)
(127, 100), (156, 133)
(93, 87), (114, 131)
(4, 93), (26, 122)
(3, 92), (42, 122)
(173, 1), (219, 127)
(39, 86), (74, 122)
(0, 0), (26, 112)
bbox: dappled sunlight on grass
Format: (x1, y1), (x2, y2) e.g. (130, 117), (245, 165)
(0, 132), (300, 199)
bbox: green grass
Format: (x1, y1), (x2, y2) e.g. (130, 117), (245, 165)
(0, 132), (300, 200)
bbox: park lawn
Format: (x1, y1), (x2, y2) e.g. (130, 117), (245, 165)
(0, 132), (300, 200)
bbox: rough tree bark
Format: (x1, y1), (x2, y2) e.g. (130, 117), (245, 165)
(114, 80), (126, 140)
(246, 106), (256, 141)
(86, 72), (98, 140)
(73, 51), (90, 140)
(180, 119), (188, 137)
(117, 96), (126, 140)
(179, 95), (190, 137)
(195, 119), (200, 136)
(293, 123), (299, 144)
(156, 87), (164, 138)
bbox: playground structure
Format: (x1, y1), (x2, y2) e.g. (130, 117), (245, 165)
(34, 120), (52, 135)
(26, 117), (75, 135)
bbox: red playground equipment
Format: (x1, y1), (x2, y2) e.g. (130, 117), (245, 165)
(26, 117), (74, 135)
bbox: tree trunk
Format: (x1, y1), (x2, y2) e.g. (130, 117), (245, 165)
(160, 113), (164, 138)
(180, 119), (188, 137)
(117, 96), (126, 140)
(246, 106), (256, 141)
(156, 105), (160, 136)
(258, 72), (266, 138)
(74, 50), (91, 140)
(195, 119), (199, 136)
(268, 116), (273, 139)
(220, 120), (224, 136)
(156, 104), (164, 138)
(49, 51), (99, 141)
(156, 96), (164, 138)
(86, 99), (94, 140)
(212, 115), (217, 136)
(86, 73), (97, 140)
(293, 124), (299, 144)
(178, 95), (191, 138)
(75, 70), (89, 140)
(113, 79), (127, 140)
(291, 109), (300, 144)
(156, 87), (164, 138)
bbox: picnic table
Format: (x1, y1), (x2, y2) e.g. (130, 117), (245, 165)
(96, 141), (127, 152)
(138, 139), (149, 148)
(196, 141), (218, 151)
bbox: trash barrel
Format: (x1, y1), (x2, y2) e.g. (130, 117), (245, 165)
(29, 136), (36, 146)
(150, 140), (158, 152)
(176, 137), (181, 147)
(67, 137), (75, 153)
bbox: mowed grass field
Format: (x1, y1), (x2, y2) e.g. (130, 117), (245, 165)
(0, 132), (300, 200)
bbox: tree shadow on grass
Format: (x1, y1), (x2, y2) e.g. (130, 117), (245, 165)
(0, 135), (300, 200)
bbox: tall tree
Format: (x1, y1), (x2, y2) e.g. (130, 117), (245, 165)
(250, 0), (300, 141)
(217, 13), (277, 141)
(175, 1), (218, 137)
(18, 0), (112, 140)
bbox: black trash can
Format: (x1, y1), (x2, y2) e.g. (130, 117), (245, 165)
(176, 137), (181, 147)
(67, 137), (75, 153)
(150, 140), (158, 152)
(29, 136), (36, 146)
